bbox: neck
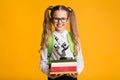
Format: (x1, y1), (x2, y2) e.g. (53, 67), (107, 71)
(55, 29), (66, 34)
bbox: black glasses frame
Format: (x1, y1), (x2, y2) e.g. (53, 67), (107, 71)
(53, 17), (68, 23)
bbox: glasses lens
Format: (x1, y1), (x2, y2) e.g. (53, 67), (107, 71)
(61, 18), (67, 23)
(54, 18), (59, 22)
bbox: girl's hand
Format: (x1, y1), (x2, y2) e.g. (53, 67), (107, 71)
(66, 73), (78, 78)
(48, 74), (64, 79)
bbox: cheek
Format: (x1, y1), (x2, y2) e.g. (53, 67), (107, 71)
(63, 21), (69, 26)
(52, 22), (56, 26)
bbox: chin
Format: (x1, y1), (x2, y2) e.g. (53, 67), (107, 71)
(55, 27), (63, 30)
(57, 27), (64, 30)
(55, 25), (65, 32)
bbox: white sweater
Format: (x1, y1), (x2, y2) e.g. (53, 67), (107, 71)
(40, 30), (84, 75)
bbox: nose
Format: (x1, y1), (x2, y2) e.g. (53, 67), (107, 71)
(58, 19), (62, 23)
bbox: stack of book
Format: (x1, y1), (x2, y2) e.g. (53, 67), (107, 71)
(50, 60), (77, 74)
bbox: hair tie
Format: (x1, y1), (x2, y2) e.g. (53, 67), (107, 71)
(68, 7), (72, 12)
(48, 6), (53, 10)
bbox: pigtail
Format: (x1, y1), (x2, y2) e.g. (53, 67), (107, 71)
(68, 7), (80, 55)
(41, 6), (53, 50)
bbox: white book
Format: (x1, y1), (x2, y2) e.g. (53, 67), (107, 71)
(51, 62), (77, 67)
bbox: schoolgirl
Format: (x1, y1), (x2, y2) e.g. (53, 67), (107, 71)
(40, 5), (84, 80)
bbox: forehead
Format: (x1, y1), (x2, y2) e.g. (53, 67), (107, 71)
(53, 10), (68, 18)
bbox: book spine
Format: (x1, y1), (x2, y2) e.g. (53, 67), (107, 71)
(51, 60), (76, 62)
(50, 66), (77, 72)
(51, 62), (77, 67)
(50, 72), (77, 74)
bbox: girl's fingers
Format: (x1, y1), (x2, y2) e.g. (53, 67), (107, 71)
(48, 74), (56, 79)
(48, 74), (64, 79)
(67, 73), (78, 78)
(72, 73), (78, 78)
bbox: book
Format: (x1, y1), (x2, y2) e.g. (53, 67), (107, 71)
(50, 60), (77, 74)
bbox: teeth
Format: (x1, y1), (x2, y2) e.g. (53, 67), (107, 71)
(57, 25), (62, 27)
(57, 24), (63, 27)
(58, 25), (62, 27)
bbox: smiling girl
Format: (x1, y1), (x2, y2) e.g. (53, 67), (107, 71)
(40, 5), (84, 80)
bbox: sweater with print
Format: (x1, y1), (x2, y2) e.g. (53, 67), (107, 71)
(40, 30), (84, 75)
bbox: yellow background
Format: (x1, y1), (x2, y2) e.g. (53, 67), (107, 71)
(0, 0), (120, 80)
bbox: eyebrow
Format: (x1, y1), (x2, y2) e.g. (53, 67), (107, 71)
(53, 17), (68, 18)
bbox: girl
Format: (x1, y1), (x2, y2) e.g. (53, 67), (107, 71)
(40, 5), (84, 80)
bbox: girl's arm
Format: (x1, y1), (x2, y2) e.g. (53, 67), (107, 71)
(40, 48), (49, 75)
(40, 49), (64, 79)
(77, 48), (84, 75)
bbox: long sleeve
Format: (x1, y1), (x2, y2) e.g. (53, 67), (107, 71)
(40, 48), (49, 75)
(77, 48), (84, 75)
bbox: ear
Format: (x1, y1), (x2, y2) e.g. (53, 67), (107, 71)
(66, 17), (70, 24)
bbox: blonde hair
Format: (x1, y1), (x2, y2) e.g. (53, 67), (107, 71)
(41, 5), (80, 55)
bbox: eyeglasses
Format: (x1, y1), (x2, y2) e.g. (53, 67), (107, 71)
(53, 17), (68, 23)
